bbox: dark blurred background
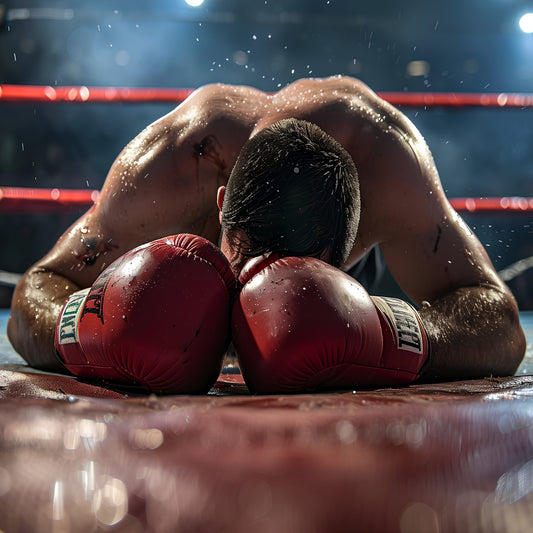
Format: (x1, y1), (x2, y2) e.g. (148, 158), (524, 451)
(0, 0), (532, 306)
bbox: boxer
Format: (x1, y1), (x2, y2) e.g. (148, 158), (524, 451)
(8, 76), (525, 385)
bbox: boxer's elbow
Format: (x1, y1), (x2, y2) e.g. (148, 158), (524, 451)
(488, 287), (526, 376)
(6, 309), (21, 355)
(7, 280), (30, 354)
(420, 284), (526, 381)
(7, 271), (66, 371)
(7, 303), (38, 366)
(500, 301), (527, 376)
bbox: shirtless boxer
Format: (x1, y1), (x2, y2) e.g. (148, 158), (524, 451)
(7, 76), (526, 382)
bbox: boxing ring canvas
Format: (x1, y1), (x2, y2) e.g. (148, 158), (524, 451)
(0, 308), (532, 533)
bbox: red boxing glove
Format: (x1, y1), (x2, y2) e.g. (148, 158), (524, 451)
(55, 234), (236, 394)
(232, 255), (430, 394)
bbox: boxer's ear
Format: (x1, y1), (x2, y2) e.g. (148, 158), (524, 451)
(217, 187), (226, 222)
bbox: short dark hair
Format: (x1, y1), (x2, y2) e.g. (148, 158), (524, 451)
(221, 118), (360, 268)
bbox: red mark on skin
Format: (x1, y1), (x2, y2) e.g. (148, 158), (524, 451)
(433, 225), (442, 253)
(192, 135), (228, 191)
(76, 238), (119, 266)
(193, 135), (227, 172)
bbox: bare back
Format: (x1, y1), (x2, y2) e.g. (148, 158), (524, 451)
(41, 76), (502, 303)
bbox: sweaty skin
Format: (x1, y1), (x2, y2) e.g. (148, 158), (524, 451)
(8, 76), (526, 378)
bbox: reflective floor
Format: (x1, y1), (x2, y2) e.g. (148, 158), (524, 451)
(1, 310), (533, 532)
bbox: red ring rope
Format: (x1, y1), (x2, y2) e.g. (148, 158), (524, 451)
(0, 85), (195, 104)
(0, 187), (531, 214)
(0, 187), (100, 213)
(1, 84), (533, 107)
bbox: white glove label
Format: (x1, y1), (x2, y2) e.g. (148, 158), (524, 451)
(56, 288), (90, 345)
(372, 296), (424, 355)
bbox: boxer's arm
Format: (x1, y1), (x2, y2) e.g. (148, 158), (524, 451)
(8, 98), (225, 371)
(379, 180), (525, 381)
(8, 210), (134, 371)
(8, 121), (175, 370)
(8, 266), (82, 371)
(416, 282), (524, 381)
(357, 94), (527, 380)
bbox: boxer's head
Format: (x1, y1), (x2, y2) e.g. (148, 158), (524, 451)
(219, 118), (360, 273)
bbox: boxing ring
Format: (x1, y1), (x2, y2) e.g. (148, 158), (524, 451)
(1, 85), (533, 533)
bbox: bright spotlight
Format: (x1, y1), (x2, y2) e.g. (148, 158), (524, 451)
(185, 0), (204, 6)
(519, 13), (533, 33)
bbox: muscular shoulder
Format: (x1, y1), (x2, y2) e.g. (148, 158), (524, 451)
(265, 77), (420, 151)
(178, 83), (268, 127)
(277, 75), (372, 100)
